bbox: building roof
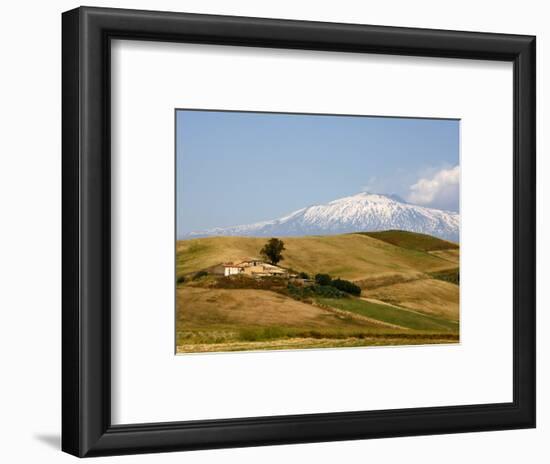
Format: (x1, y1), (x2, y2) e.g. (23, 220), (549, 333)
(222, 259), (288, 273)
(223, 258), (263, 267)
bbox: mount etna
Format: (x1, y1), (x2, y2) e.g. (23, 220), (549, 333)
(184, 192), (459, 243)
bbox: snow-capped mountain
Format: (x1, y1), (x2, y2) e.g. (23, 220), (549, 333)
(185, 192), (460, 242)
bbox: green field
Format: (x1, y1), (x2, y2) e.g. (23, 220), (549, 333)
(317, 297), (458, 331)
(176, 230), (460, 353)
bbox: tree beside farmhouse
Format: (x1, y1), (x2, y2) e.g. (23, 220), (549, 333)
(260, 238), (286, 265)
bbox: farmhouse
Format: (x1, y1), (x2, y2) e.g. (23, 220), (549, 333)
(223, 258), (289, 278)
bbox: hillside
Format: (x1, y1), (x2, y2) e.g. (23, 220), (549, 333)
(359, 230), (459, 251)
(364, 279), (459, 320)
(177, 232), (457, 282)
(178, 287), (382, 330)
(176, 230), (460, 353)
(177, 287), (458, 353)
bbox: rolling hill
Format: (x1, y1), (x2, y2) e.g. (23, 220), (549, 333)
(177, 231), (458, 282)
(176, 230), (460, 353)
(177, 287), (458, 353)
(359, 230), (459, 252)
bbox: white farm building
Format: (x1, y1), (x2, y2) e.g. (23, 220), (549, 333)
(223, 259), (288, 278)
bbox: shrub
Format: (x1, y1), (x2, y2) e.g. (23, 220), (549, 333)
(286, 284), (308, 300)
(176, 275), (186, 284)
(298, 271), (310, 279)
(238, 328), (262, 342)
(192, 270), (208, 280)
(315, 273), (332, 286)
(331, 278), (361, 296)
(287, 283), (347, 300)
(215, 274), (286, 290)
(313, 285), (347, 298)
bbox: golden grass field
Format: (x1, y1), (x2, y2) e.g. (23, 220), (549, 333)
(177, 287), (383, 329)
(365, 279), (459, 320)
(428, 249), (460, 264)
(176, 230), (459, 353)
(177, 233), (455, 281)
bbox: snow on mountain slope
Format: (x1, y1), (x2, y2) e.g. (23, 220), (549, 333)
(185, 192), (460, 242)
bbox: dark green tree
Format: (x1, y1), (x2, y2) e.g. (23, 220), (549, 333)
(260, 238), (285, 265)
(315, 273), (332, 286)
(331, 278), (361, 296)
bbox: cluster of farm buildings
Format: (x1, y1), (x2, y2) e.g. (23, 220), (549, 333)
(222, 258), (294, 278)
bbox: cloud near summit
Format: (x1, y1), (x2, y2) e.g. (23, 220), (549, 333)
(407, 165), (460, 212)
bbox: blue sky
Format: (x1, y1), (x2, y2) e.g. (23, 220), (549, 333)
(176, 110), (459, 237)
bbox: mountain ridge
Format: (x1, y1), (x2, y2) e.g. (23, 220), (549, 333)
(183, 192), (460, 243)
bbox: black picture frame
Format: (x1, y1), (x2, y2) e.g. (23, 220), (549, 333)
(62, 6), (536, 457)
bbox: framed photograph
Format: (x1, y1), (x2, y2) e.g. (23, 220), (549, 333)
(62, 6), (536, 457)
